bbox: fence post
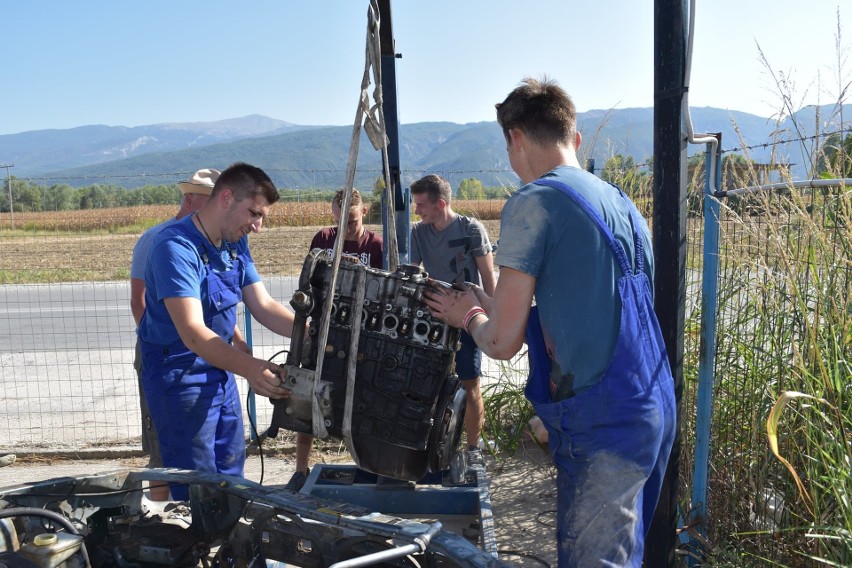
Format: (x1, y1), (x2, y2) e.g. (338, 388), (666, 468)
(690, 139), (723, 548)
(244, 308), (256, 440)
(647, 0), (687, 562)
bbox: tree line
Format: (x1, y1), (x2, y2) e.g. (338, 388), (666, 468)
(0, 177), (516, 213)
(9, 142), (843, 215)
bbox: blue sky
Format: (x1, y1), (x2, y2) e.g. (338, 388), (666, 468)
(1, 1), (847, 135)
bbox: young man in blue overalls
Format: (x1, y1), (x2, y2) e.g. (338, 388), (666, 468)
(138, 162), (295, 501)
(424, 77), (676, 567)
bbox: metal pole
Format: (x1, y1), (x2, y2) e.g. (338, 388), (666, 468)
(647, 0), (687, 565)
(691, 138), (722, 548)
(244, 308), (256, 440)
(1, 164), (13, 228)
(376, 0), (408, 265)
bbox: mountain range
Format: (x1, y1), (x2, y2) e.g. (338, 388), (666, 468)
(1, 105), (848, 190)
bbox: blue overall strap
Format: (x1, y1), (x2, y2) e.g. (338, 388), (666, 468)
(533, 178), (641, 278)
(524, 305), (550, 403)
(524, 177), (646, 404)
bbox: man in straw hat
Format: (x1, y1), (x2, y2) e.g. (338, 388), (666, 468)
(137, 162), (294, 501)
(130, 167), (253, 500)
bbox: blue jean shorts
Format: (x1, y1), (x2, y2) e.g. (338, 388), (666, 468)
(456, 330), (482, 381)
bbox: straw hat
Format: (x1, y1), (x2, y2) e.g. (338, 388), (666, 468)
(178, 168), (220, 195)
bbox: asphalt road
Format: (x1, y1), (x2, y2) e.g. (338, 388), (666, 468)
(0, 277), (299, 449)
(0, 277), (299, 352)
(0, 276), (518, 450)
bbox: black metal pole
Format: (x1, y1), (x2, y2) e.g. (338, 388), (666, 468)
(646, 0), (687, 565)
(376, 0), (407, 259)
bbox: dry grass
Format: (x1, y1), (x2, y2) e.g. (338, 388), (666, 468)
(0, 199), (506, 235)
(0, 213), (502, 283)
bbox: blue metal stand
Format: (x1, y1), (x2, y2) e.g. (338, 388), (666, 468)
(300, 460), (497, 556)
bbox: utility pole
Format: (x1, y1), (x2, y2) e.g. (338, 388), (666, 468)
(1, 164), (13, 229)
(646, 0), (687, 565)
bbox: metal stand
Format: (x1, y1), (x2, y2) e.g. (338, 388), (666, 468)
(299, 455), (497, 557)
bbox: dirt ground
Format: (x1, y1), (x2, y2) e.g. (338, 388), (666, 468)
(0, 437), (558, 566)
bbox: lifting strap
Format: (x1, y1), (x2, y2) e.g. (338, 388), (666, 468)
(308, 0), (397, 444)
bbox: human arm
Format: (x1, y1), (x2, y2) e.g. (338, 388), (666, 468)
(423, 267), (534, 360)
(130, 225), (165, 327)
(130, 278), (146, 326)
(232, 324), (251, 354)
(475, 253), (497, 296)
(163, 296), (290, 398)
(241, 281), (295, 338)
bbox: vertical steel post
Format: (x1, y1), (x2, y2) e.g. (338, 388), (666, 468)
(647, 0), (688, 565)
(382, 187), (410, 269)
(691, 138), (722, 545)
(376, 0), (408, 266)
(244, 309), (256, 440)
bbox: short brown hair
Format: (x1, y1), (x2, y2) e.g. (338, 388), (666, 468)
(213, 162), (279, 205)
(495, 76), (577, 147)
(410, 174), (452, 204)
(333, 188), (362, 209)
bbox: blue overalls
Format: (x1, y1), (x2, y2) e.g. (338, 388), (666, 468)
(140, 232), (246, 502)
(525, 179), (676, 567)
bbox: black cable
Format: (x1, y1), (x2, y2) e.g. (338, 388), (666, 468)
(3, 487), (144, 500)
(244, 348), (291, 489)
(496, 549), (551, 566)
(536, 509), (557, 529)
(246, 388), (265, 487)
(266, 349), (290, 363)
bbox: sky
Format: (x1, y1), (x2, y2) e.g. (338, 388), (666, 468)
(1, 1), (848, 136)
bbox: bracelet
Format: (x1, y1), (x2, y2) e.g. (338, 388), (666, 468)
(465, 311), (486, 335)
(462, 306), (487, 334)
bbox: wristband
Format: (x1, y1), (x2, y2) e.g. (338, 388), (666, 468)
(462, 306), (486, 334)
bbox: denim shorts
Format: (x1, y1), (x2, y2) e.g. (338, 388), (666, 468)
(455, 330), (482, 381)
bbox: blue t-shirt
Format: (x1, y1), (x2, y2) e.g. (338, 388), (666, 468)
(495, 165), (654, 395)
(138, 216), (260, 346)
(129, 217), (178, 280)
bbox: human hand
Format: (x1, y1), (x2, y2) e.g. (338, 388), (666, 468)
(456, 281), (494, 314)
(422, 279), (480, 328)
(247, 361), (293, 400)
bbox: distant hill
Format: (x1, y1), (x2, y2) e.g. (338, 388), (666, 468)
(3, 105), (849, 190)
(0, 115), (326, 176)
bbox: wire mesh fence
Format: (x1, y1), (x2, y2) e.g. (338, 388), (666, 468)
(684, 180), (851, 564)
(0, 172), (848, 563)
(0, 203), (504, 450)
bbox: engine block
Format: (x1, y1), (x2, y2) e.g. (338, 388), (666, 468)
(270, 250), (465, 481)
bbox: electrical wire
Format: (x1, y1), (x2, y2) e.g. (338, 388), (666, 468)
(496, 549), (551, 567)
(245, 388), (265, 487)
(244, 348), (290, 489)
